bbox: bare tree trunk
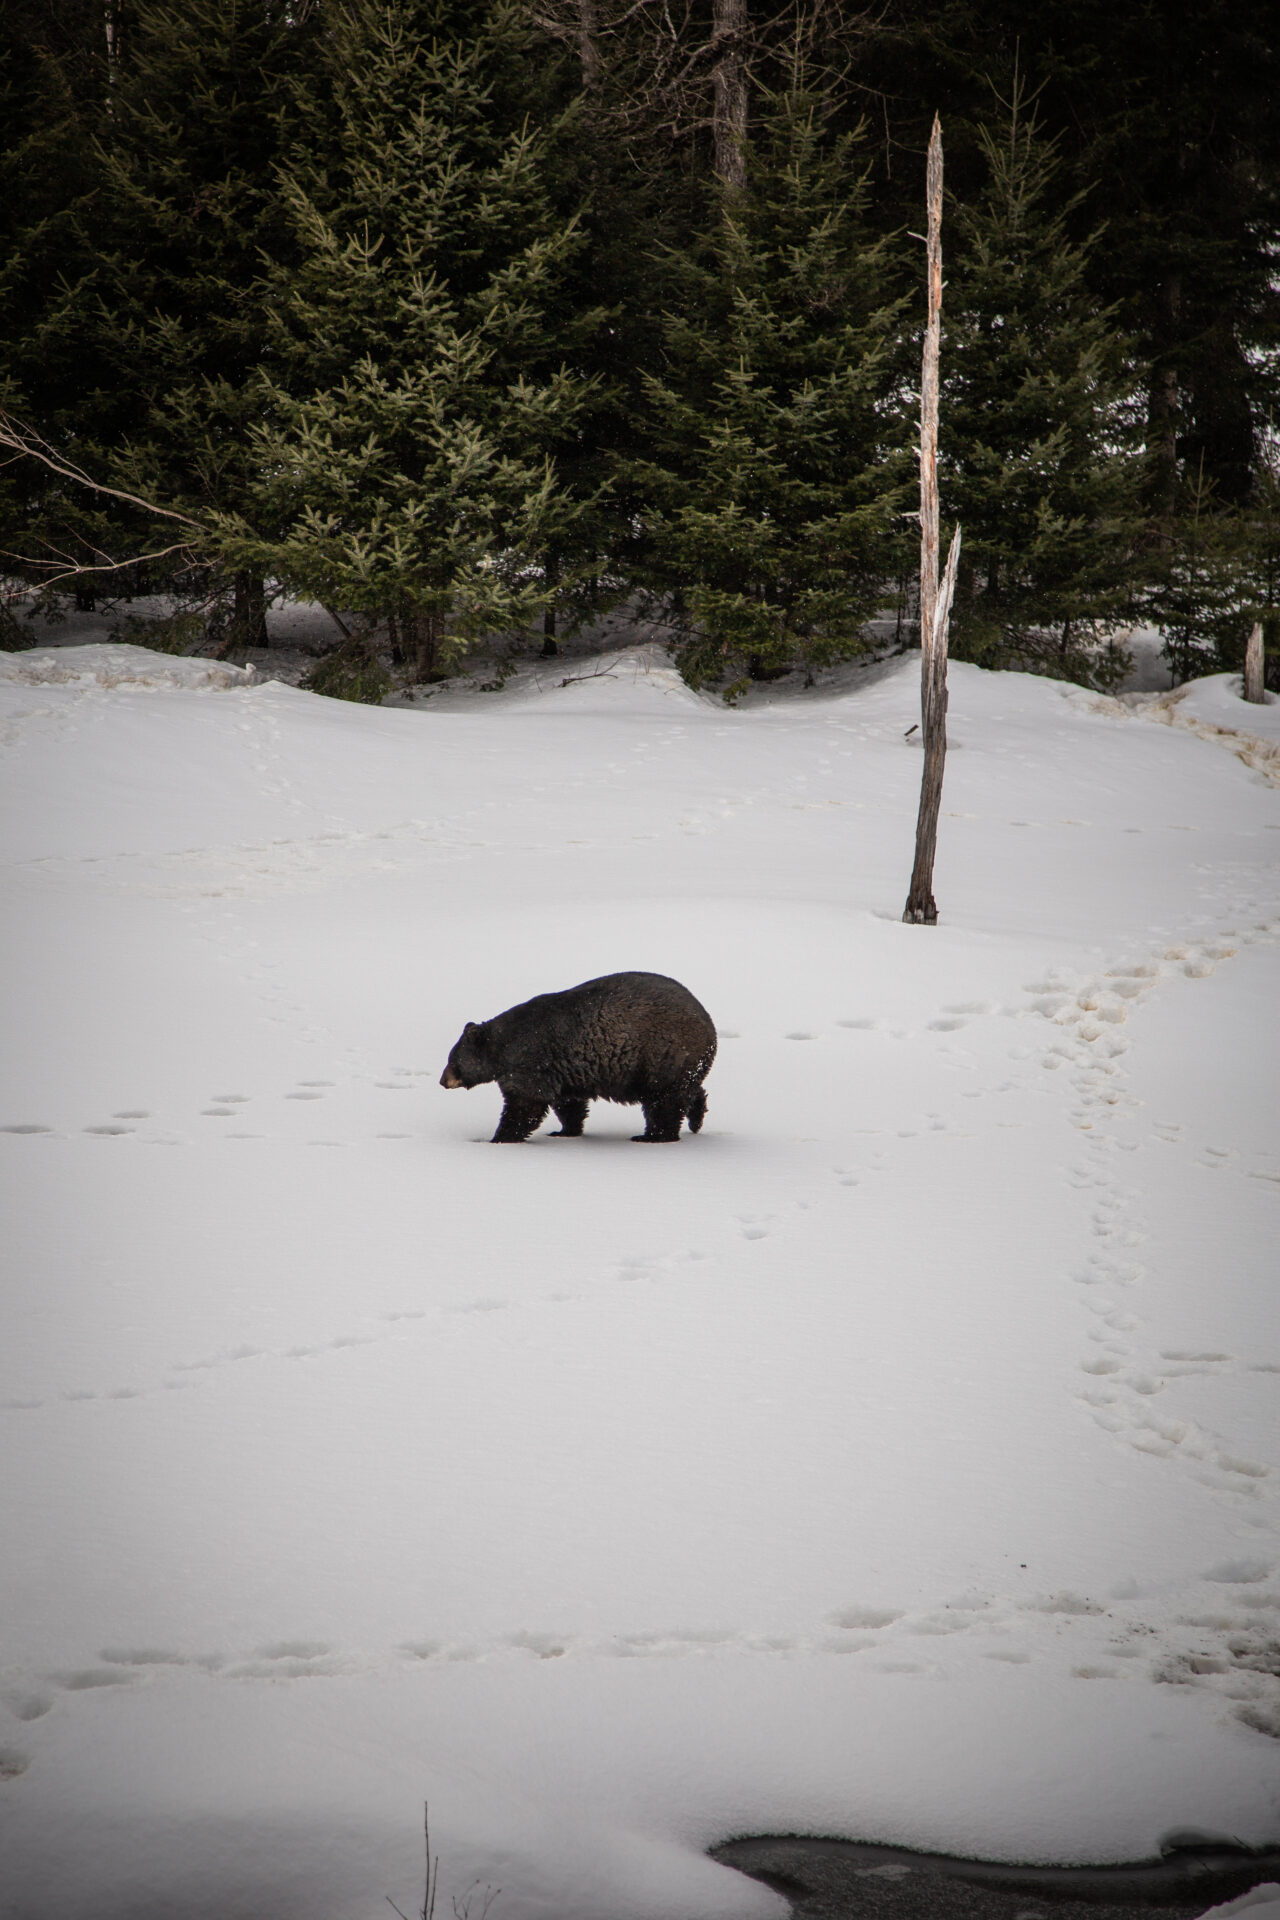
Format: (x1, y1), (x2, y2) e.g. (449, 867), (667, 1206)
(904, 116), (956, 928)
(577, 0), (602, 90)
(712, 0), (748, 196)
(1244, 619), (1265, 704)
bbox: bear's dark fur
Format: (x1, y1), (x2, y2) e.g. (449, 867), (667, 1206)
(440, 971), (716, 1143)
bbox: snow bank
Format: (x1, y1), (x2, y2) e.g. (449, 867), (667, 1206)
(0, 641), (255, 691)
(1170, 672), (1280, 742)
(1129, 673), (1280, 787)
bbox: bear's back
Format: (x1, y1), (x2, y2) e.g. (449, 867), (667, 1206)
(492, 972), (715, 1099)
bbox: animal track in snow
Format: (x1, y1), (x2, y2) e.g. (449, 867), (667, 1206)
(48, 1667), (137, 1692)
(4, 1692), (53, 1723)
(1028, 925), (1278, 1510)
(14, 1584), (1279, 1741)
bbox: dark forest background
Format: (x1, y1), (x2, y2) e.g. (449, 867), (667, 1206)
(2, 0), (1278, 698)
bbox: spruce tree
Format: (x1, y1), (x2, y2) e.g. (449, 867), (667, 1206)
(72, 0), (316, 645)
(0, 1), (317, 642)
(1147, 442), (1280, 689)
(631, 86), (910, 699)
(1146, 464), (1245, 684)
(224, 0), (601, 685)
(0, 0), (112, 609)
(940, 86), (1146, 690)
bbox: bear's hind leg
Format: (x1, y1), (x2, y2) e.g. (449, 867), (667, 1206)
(492, 1093), (549, 1143)
(634, 1095), (683, 1143)
(551, 1096), (589, 1137)
(685, 1086), (708, 1134)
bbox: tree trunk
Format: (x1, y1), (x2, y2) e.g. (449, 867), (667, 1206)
(712, 0), (748, 196)
(904, 116), (953, 927)
(577, 0), (602, 90)
(407, 609), (442, 681)
(1244, 619), (1265, 703)
(1147, 275), (1182, 526)
(230, 569), (267, 650)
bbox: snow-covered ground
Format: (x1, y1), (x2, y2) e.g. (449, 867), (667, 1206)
(0, 642), (1277, 1920)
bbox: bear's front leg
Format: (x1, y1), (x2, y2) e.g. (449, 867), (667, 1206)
(491, 1092), (549, 1143)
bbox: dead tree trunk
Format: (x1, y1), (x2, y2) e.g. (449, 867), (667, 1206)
(712, 0), (748, 197)
(1244, 619), (1265, 703)
(576, 0), (602, 90)
(904, 116), (958, 927)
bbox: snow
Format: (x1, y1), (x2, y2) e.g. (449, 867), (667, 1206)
(1, 643), (1278, 1920)
(1197, 1891), (1280, 1920)
(1171, 673), (1280, 740)
(0, 639), (256, 691)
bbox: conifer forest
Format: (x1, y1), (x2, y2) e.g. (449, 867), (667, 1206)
(2, 0), (1278, 699)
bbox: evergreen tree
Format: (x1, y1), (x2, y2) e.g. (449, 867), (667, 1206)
(1145, 463), (1245, 684)
(631, 85), (910, 699)
(845, 0), (1280, 516)
(223, 0), (601, 686)
(61, 0), (317, 645)
(1147, 436), (1280, 688)
(0, 0), (112, 611)
(940, 87), (1146, 689)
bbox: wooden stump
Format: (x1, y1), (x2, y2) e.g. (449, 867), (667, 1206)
(1244, 620), (1265, 704)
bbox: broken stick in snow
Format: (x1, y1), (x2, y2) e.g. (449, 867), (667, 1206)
(904, 114), (959, 927)
(1244, 620), (1265, 704)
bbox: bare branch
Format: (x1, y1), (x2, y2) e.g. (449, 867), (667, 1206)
(0, 411), (207, 530)
(1, 541), (200, 587)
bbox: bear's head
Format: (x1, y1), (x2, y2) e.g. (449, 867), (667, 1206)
(440, 1020), (495, 1090)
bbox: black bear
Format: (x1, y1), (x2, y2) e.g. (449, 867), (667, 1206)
(440, 971), (716, 1143)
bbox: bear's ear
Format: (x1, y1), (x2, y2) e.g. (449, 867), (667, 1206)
(463, 1021), (479, 1035)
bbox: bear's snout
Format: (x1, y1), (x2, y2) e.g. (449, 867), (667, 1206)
(440, 1066), (464, 1089)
